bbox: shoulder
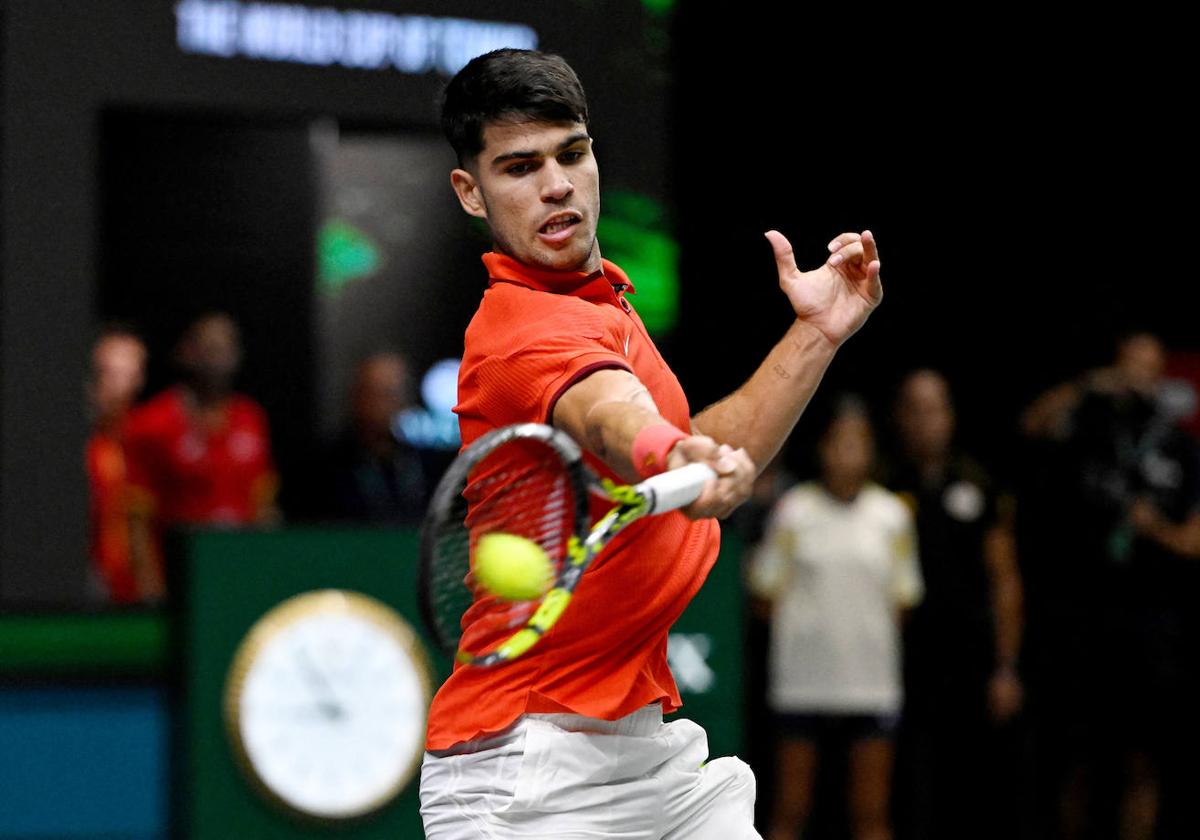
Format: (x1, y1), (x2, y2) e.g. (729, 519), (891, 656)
(229, 394), (269, 423)
(861, 483), (914, 525)
(775, 482), (822, 518)
(125, 389), (183, 438)
(467, 285), (616, 354)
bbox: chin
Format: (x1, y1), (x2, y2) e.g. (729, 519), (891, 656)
(544, 253), (591, 272)
(548, 241), (598, 272)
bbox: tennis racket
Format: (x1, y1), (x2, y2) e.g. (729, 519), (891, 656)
(418, 422), (715, 667)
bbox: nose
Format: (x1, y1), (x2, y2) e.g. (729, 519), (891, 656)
(540, 161), (573, 202)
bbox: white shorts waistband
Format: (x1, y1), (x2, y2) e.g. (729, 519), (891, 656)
(432, 702), (665, 756)
(526, 702), (664, 737)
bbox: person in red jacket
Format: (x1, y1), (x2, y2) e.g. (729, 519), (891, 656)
(85, 326), (147, 603)
(124, 312), (278, 599)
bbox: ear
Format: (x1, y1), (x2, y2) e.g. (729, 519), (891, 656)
(450, 168), (487, 220)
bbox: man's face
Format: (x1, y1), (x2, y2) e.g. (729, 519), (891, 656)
(1115, 333), (1165, 395)
(354, 355), (409, 439)
(451, 119), (601, 273)
(91, 335), (145, 422)
(897, 371), (955, 460)
(181, 315), (241, 392)
(819, 414), (874, 486)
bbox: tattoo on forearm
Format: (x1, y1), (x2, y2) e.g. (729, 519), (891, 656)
(773, 363), (791, 380)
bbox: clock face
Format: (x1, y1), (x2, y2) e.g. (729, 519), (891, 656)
(225, 591), (431, 820)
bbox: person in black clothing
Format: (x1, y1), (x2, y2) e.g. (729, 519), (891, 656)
(322, 352), (429, 523)
(1021, 332), (1200, 840)
(887, 369), (1024, 840)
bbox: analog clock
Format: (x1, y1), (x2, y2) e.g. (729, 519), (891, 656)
(224, 589), (432, 821)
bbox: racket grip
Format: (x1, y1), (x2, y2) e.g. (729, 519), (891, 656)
(638, 462), (717, 514)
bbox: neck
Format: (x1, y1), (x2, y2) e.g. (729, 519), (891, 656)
(183, 382), (230, 409)
(95, 408), (126, 434)
(359, 426), (397, 459)
(495, 242), (602, 276)
(910, 449), (948, 481)
(824, 476), (863, 503)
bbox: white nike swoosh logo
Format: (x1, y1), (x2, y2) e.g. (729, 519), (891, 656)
(624, 334), (631, 355)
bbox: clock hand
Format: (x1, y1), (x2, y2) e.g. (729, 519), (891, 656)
(295, 645), (346, 721)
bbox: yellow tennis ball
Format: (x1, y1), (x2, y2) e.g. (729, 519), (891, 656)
(474, 533), (554, 601)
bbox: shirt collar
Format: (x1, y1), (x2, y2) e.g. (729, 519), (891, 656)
(482, 251), (635, 296)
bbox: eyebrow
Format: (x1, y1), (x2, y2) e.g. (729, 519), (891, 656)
(490, 133), (591, 167)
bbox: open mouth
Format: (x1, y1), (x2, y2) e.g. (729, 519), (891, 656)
(539, 213), (581, 236)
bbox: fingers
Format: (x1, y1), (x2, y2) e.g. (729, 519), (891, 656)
(668, 434), (719, 470)
(828, 231), (882, 284)
(666, 433), (755, 519)
(828, 240), (864, 269)
(772, 230), (881, 277)
(828, 230), (880, 267)
(827, 232), (861, 253)
(859, 230), (883, 298)
(681, 445), (756, 520)
(860, 229), (879, 265)
(763, 230), (798, 276)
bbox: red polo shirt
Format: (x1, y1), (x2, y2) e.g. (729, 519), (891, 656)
(425, 252), (721, 750)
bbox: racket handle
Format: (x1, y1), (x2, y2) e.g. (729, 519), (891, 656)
(637, 462), (718, 514)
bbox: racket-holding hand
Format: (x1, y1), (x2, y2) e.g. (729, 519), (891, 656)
(765, 229), (883, 348)
(667, 435), (755, 519)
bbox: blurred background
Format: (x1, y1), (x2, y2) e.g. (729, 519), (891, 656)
(1, 1), (1196, 838)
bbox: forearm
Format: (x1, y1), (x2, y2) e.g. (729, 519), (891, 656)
(691, 319), (837, 471)
(552, 367), (755, 518)
(128, 513), (165, 600)
(1140, 514), (1200, 558)
(579, 399), (676, 483)
(985, 526), (1023, 667)
(553, 369), (676, 483)
(1020, 382), (1081, 439)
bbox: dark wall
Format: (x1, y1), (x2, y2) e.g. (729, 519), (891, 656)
(0, 0), (671, 604)
(100, 112), (317, 505)
(671, 11), (1196, 477)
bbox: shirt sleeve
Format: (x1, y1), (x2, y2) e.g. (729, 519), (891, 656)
(465, 310), (632, 427)
(122, 417), (162, 516)
(245, 401), (279, 514)
(890, 504), (924, 609)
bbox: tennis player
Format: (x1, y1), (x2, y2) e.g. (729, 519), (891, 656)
(420, 48), (883, 839)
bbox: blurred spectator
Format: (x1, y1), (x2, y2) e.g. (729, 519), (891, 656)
(749, 399), (922, 840)
(1020, 332), (1200, 840)
(124, 312), (278, 600)
(886, 369), (1025, 840)
(729, 455), (797, 829)
(85, 326), (146, 604)
(319, 352), (428, 523)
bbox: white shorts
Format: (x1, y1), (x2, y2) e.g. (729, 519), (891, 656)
(420, 704), (760, 839)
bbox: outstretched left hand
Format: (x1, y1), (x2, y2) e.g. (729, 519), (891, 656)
(765, 229), (883, 347)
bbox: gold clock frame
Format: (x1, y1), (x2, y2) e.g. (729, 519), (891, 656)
(223, 589), (433, 823)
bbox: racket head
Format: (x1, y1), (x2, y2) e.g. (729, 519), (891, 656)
(418, 423), (590, 665)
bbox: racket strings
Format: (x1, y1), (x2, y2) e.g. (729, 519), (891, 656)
(427, 440), (577, 654)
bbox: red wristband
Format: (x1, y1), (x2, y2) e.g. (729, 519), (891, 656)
(631, 424), (688, 479)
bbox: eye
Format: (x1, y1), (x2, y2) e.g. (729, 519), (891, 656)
(506, 162), (534, 175)
(560, 150), (585, 164)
